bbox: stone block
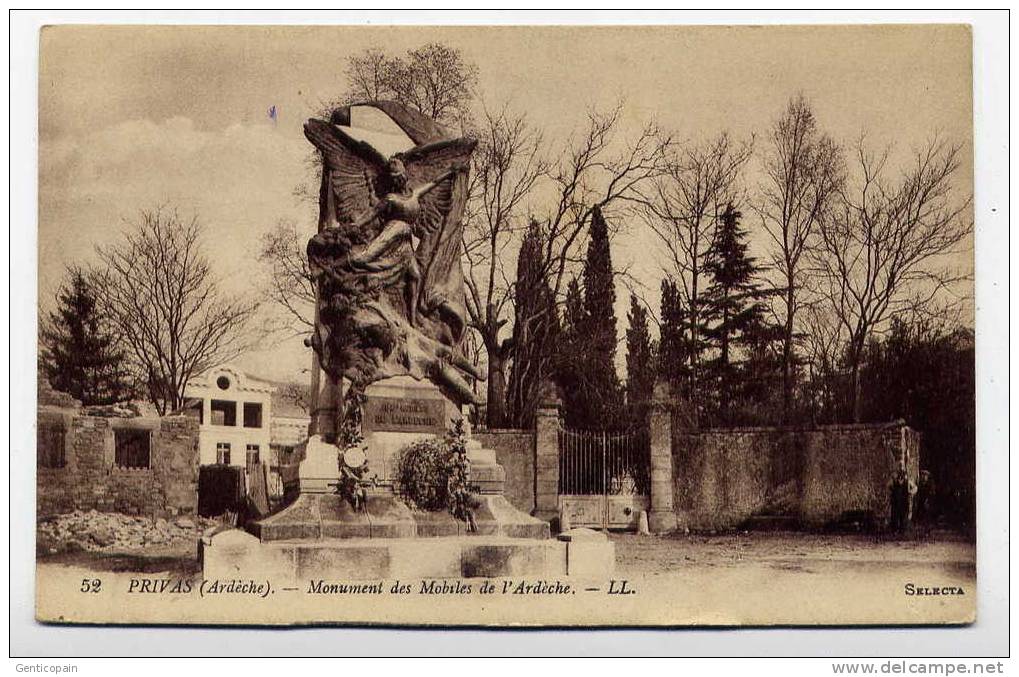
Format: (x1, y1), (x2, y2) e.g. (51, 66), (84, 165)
(647, 509), (677, 534)
(650, 480), (675, 507)
(362, 376), (459, 484)
(201, 528), (297, 585)
(413, 511), (460, 537)
(365, 494), (416, 538)
(294, 542), (391, 580)
(365, 430), (435, 484)
(461, 541), (561, 578)
(637, 510), (651, 535)
(536, 454), (559, 470)
(565, 539), (615, 578)
(466, 445), (497, 465)
(535, 479), (559, 495)
(500, 521), (551, 539)
(388, 538), (462, 578)
(297, 435), (341, 493)
(251, 493), (322, 541)
(468, 461), (506, 494)
(547, 540), (568, 575)
(205, 534), (574, 582)
(556, 527), (607, 542)
(320, 520), (371, 539)
(255, 518), (319, 541)
(473, 495), (550, 539)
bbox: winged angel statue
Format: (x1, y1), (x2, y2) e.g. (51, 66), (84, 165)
(303, 103), (485, 421)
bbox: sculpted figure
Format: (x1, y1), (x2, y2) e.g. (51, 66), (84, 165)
(303, 103), (483, 435)
(343, 156), (468, 328)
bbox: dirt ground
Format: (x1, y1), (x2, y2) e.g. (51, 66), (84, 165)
(37, 527), (975, 578)
(33, 528), (976, 626)
(610, 530), (975, 576)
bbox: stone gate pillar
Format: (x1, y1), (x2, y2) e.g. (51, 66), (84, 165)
(648, 381), (677, 533)
(532, 380), (562, 524)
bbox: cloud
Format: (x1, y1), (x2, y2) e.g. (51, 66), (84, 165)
(39, 116), (314, 300)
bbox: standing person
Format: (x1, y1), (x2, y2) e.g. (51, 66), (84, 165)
(889, 468), (911, 534)
(914, 470), (935, 537)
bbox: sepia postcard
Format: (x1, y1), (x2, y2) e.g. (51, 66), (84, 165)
(35, 23), (976, 628)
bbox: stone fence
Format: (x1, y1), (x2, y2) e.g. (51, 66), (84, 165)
(669, 420), (921, 531)
(37, 407), (200, 518)
(516, 388), (920, 533)
(37, 381), (917, 532)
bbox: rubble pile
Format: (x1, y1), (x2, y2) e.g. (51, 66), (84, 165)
(37, 510), (216, 554)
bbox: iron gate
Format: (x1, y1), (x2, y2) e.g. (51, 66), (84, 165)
(558, 428), (650, 530)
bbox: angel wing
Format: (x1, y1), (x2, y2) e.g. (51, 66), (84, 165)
(303, 119), (387, 231)
(400, 138), (477, 339)
(402, 137), (476, 237)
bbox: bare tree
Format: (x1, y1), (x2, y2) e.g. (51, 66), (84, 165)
(296, 43), (480, 204)
(391, 43), (479, 126)
(343, 42), (478, 128)
(275, 381), (312, 415)
(95, 207), (261, 415)
(640, 132), (752, 420)
(506, 106), (671, 427)
(344, 47), (400, 103)
(541, 105), (674, 300)
(811, 135), (972, 421)
(461, 105), (548, 427)
(459, 327), (486, 401)
(757, 95), (844, 421)
(258, 219), (316, 334)
(462, 103), (669, 427)
(800, 301), (845, 423)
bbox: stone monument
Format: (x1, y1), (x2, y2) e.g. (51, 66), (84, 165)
(201, 101), (613, 581)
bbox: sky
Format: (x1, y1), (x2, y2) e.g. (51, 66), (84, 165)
(38, 24), (973, 382)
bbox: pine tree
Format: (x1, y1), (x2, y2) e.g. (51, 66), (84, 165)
(506, 220), (560, 428)
(701, 203), (781, 424)
(40, 268), (132, 405)
(624, 294), (656, 423)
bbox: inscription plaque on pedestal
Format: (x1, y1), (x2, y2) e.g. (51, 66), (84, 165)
(364, 396), (446, 434)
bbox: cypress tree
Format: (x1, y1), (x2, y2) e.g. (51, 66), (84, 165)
(624, 294), (656, 423)
(507, 220), (560, 428)
(577, 206), (622, 429)
(658, 277), (688, 394)
(583, 207), (618, 370)
(554, 277), (588, 428)
(40, 268), (132, 405)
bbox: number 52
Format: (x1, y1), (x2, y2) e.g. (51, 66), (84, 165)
(80, 578), (101, 593)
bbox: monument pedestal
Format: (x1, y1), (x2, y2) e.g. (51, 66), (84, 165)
(204, 101), (615, 583)
(208, 377), (611, 579)
(464, 442), (506, 494)
(202, 531), (586, 583)
(249, 491), (550, 542)
(295, 434), (343, 494)
(362, 375), (458, 484)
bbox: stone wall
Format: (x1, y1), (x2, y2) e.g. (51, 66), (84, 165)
(37, 411), (200, 518)
(672, 421), (920, 530)
(474, 429), (535, 514)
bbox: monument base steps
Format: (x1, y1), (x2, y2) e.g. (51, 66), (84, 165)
(251, 493), (550, 541)
(200, 529), (614, 581)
